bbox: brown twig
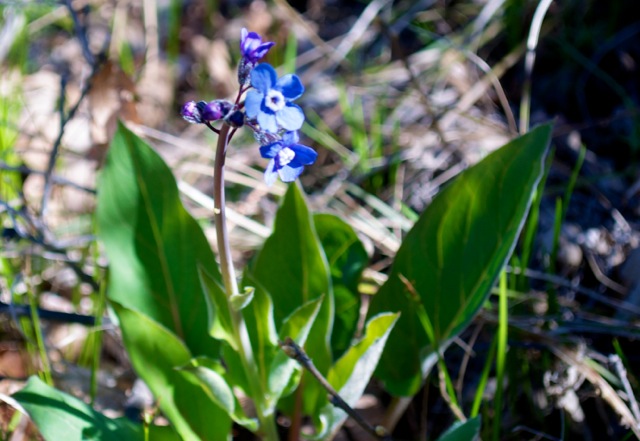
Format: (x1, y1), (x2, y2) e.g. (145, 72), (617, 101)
(279, 337), (393, 441)
(41, 1), (107, 220)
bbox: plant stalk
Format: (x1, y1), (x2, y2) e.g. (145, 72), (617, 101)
(213, 124), (238, 298)
(212, 124), (279, 441)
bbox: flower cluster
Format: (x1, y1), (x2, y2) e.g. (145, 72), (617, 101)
(181, 28), (317, 185)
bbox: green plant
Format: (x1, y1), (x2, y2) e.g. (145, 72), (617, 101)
(9, 28), (552, 441)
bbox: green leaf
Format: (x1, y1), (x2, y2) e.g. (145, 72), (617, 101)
(369, 124), (552, 396)
(314, 214), (368, 358)
(112, 302), (231, 441)
(436, 417), (481, 441)
(199, 266), (235, 349)
(251, 184), (333, 411)
(97, 122), (219, 357)
(316, 313), (399, 439)
(11, 376), (145, 441)
(230, 286), (255, 311)
(241, 273), (279, 384)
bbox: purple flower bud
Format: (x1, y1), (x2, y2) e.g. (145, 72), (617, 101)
(201, 100), (233, 121)
(240, 28), (275, 64)
(238, 28), (275, 86)
(181, 101), (202, 124)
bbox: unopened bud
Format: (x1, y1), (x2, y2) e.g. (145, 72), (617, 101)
(225, 109), (245, 128)
(202, 100), (233, 121)
(180, 101), (202, 124)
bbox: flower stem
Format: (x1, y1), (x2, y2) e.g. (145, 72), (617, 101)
(213, 124), (279, 441)
(213, 124), (238, 298)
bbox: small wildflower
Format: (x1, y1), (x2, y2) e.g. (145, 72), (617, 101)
(181, 101), (202, 124)
(260, 131), (317, 185)
(238, 28), (275, 86)
(245, 64), (305, 133)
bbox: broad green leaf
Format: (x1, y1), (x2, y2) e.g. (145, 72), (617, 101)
(369, 124), (552, 396)
(436, 417), (481, 441)
(11, 376), (145, 441)
(312, 313), (398, 440)
(241, 273), (278, 391)
(199, 266), (235, 348)
(314, 214), (368, 358)
(112, 302), (231, 441)
(268, 296), (323, 407)
(251, 184), (333, 412)
(97, 122), (219, 357)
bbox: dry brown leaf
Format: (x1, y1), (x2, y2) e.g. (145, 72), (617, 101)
(88, 60), (139, 152)
(136, 59), (174, 128)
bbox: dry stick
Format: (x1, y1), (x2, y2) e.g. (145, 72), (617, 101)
(0, 163), (96, 194)
(381, 23), (449, 150)
(64, 0), (94, 65)
(550, 345), (640, 439)
(0, 299), (104, 326)
(455, 321), (484, 400)
(506, 266), (640, 316)
(437, 368), (466, 422)
(41, 1), (105, 219)
(279, 337), (393, 441)
(609, 354), (640, 425)
(0, 201), (99, 291)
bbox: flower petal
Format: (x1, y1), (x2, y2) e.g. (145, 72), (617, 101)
(282, 130), (299, 145)
(278, 165), (304, 182)
(244, 90), (262, 118)
(250, 64), (277, 94)
(276, 103), (305, 131)
(260, 141), (283, 159)
(289, 144), (318, 166)
(253, 42), (275, 60)
(241, 30), (261, 55)
(257, 110), (278, 133)
(264, 159), (278, 186)
(276, 74), (304, 100)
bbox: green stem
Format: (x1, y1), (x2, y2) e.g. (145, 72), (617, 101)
(213, 124), (279, 441)
(492, 270), (508, 441)
(25, 262), (53, 386)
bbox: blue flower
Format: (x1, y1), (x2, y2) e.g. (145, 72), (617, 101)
(260, 131), (317, 185)
(245, 64), (305, 133)
(240, 28), (275, 64)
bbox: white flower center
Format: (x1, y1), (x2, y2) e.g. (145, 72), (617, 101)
(265, 90), (286, 112)
(278, 147), (295, 167)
